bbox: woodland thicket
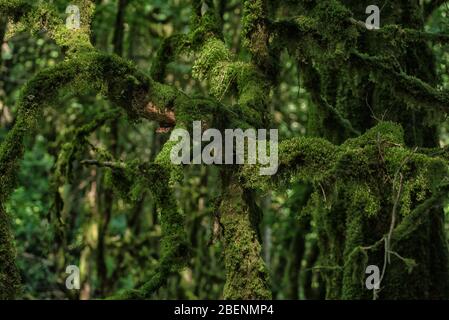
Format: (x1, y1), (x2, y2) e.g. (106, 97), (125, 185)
(2, 0), (449, 300)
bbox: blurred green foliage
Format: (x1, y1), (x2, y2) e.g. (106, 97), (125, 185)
(1, 0), (449, 299)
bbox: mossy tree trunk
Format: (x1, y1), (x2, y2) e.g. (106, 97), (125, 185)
(219, 172), (271, 299)
(0, 206), (21, 299)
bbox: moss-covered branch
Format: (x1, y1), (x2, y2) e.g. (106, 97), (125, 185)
(243, 121), (449, 298)
(0, 0), (191, 299)
(88, 156), (188, 300)
(351, 51), (449, 113)
(0, 0), (94, 53)
(424, 0), (448, 20)
(0, 205), (21, 299)
(269, 4), (449, 117)
(349, 18), (449, 45)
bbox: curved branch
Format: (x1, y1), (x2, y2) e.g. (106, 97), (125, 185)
(349, 18), (449, 45)
(351, 51), (449, 113)
(0, 0), (94, 53)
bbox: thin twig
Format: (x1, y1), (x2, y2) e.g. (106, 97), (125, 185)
(80, 159), (126, 170)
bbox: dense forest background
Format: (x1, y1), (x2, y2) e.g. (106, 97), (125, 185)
(2, 0), (449, 300)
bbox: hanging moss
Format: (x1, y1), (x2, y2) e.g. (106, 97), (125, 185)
(151, 34), (190, 82)
(0, 206), (21, 299)
(189, 0), (274, 300)
(107, 150), (189, 299)
(242, 120), (449, 299)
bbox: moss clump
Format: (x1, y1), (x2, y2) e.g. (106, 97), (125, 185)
(191, 36), (268, 127)
(1, 0), (93, 54)
(107, 159), (188, 299)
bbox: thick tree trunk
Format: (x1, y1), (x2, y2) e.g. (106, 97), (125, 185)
(219, 172), (271, 299)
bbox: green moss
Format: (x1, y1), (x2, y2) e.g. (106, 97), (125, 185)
(189, 0), (222, 47)
(0, 0), (31, 21)
(0, 46), (188, 300)
(219, 177), (271, 299)
(242, 121), (449, 299)
(192, 38), (232, 84)
(188, 5), (274, 297)
(1, 0), (93, 54)
(151, 34), (190, 82)
(241, 0), (265, 46)
(108, 159), (188, 299)
(191, 36), (268, 127)
(0, 206), (21, 299)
